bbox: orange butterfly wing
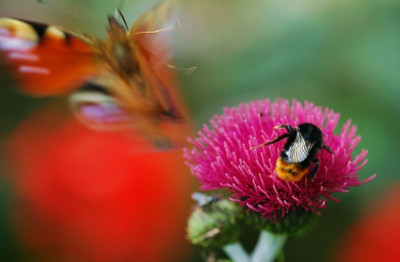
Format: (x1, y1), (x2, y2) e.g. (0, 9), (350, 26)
(126, 0), (193, 144)
(0, 1), (193, 148)
(129, 0), (187, 120)
(0, 18), (98, 96)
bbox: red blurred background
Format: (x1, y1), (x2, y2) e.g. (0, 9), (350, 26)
(333, 184), (400, 262)
(5, 107), (195, 261)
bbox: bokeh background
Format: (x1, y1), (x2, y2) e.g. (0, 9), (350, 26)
(0, 0), (399, 261)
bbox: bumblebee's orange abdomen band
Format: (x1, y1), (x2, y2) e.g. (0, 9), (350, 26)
(275, 158), (309, 182)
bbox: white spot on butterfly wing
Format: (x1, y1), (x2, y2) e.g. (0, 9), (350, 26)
(0, 36), (36, 51)
(8, 52), (39, 61)
(19, 65), (49, 75)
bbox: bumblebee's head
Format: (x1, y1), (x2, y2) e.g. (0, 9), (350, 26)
(298, 123), (323, 143)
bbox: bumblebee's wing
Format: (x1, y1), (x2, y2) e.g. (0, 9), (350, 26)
(0, 18), (99, 96)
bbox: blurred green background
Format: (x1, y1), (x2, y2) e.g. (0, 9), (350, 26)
(0, 0), (399, 261)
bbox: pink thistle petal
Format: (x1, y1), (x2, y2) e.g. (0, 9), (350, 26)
(184, 99), (375, 219)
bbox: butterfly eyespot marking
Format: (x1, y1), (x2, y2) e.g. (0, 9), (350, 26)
(251, 123), (332, 182)
(0, 18), (38, 41)
(0, 18), (38, 51)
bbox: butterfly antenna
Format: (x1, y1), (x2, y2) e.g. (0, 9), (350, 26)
(117, 0), (126, 11)
(146, 50), (197, 75)
(115, 9), (129, 31)
(164, 63), (197, 75)
(134, 19), (183, 36)
(114, 0), (129, 30)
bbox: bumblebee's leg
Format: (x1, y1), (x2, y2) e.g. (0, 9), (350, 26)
(307, 158), (320, 180)
(273, 124), (294, 134)
(322, 145), (332, 154)
(250, 133), (290, 150)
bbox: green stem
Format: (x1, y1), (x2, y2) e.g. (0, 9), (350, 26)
(250, 231), (287, 262)
(223, 242), (251, 262)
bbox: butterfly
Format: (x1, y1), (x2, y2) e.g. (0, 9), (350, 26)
(0, 0), (194, 148)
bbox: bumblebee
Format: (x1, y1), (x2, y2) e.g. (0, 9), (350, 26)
(251, 123), (332, 182)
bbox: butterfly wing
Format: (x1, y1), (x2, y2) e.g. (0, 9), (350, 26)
(128, 0), (187, 120)
(0, 18), (99, 96)
(124, 1), (193, 146)
(0, 3), (192, 149)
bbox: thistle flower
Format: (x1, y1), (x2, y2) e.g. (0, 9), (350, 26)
(184, 99), (375, 221)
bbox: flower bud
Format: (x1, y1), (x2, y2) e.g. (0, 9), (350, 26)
(187, 194), (243, 248)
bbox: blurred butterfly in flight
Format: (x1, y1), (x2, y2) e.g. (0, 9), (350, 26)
(0, 0), (195, 148)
